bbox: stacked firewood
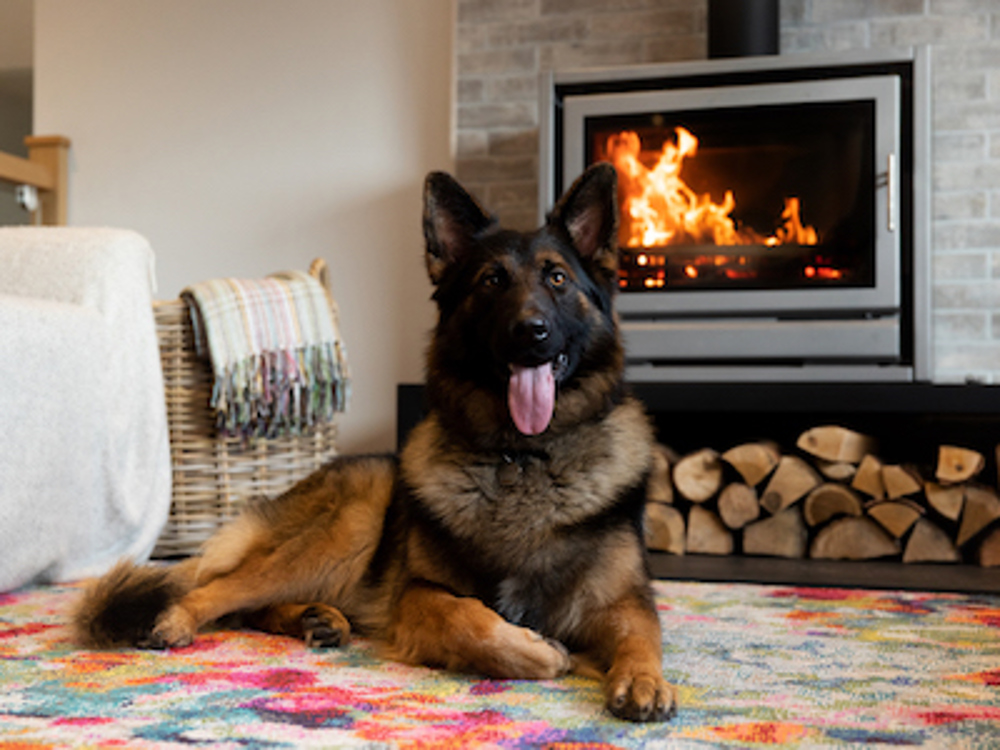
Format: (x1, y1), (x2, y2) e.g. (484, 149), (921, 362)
(644, 426), (1000, 567)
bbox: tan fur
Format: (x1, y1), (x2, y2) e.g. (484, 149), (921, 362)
(145, 456), (400, 648)
(389, 583), (571, 679)
(401, 397), (652, 553)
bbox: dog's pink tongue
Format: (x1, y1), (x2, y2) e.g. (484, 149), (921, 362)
(508, 362), (555, 436)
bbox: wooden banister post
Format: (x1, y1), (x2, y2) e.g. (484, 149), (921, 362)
(24, 135), (70, 225)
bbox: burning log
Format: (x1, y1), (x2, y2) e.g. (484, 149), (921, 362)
(606, 126), (820, 251)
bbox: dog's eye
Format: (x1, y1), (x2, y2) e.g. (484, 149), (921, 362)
(481, 270), (503, 288)
(548, 269), (567, 288)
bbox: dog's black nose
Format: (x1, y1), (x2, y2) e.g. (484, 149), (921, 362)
(513, 316), (550, 346)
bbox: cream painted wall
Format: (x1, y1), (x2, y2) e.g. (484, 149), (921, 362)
(33, 0), (454, 453)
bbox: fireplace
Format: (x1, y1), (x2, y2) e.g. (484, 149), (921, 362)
(540, 49), (931, 383)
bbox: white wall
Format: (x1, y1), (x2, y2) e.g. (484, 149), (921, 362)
(34, 0), (454, 453)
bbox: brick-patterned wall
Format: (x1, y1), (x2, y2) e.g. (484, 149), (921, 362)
(455, 0), (1000, 383)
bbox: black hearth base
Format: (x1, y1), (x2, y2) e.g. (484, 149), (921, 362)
(649, 553), (999, 594)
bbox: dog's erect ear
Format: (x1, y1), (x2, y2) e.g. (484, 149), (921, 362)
(548, 163), (619, 285)
(423, 172), (496, 285)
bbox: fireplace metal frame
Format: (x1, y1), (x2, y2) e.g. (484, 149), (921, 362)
(539, 48), (931, 383)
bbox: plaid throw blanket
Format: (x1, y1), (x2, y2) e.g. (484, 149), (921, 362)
(182, 269), (349, 437)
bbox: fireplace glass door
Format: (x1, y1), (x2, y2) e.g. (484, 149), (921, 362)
(562, 76), (900, 318)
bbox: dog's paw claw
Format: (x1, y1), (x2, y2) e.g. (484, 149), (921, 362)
(607, 671), (677, 722)
(304, 624), (345, 649)
(542, 636), (572, 676)
(146, 609), (196, 649)
(301, 606), (348, 649)
(136, 632), (168, 650)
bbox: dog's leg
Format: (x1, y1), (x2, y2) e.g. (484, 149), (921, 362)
(246, 603), (351, 648)
(588, 592), (677, 722)
(390, 581), (571, 679)
(146, 553), (328, 649)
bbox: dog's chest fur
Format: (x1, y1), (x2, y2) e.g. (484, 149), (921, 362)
(399, 397), (653, 626)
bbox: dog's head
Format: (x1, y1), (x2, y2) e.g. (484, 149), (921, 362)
(422, 163), (625, 445)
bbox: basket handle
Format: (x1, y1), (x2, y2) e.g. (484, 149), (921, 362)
(308, 258), (330, 292)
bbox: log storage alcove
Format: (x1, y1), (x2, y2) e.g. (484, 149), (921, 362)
(634, 382), (1000, 594)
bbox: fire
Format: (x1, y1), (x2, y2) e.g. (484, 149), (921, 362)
(604, 128), (819, 249)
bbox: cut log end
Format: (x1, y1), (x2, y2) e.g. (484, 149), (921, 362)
(797, 425), (876, 464)
(924, 482), (964, 522)
(646, 444), (674, 504)
(673, 448), (723, 503)
(881, 464), (923, 500)
(936, 445), (985, 484)
(718, 482), (760, 530)
(810, 517), (900, 561)
(903, 518), (960, 564)
(686, 506), (733, 556)
(957, 484), (1000, 547)
(851, 454), (886, 501)
(721, 442), (780, 487)
(743, 507), (807, 559)
(868, 500), (923, 539)
(760, 455), (821, 515)
(803, 483), (863, 527)
(645, 502), (685, 555)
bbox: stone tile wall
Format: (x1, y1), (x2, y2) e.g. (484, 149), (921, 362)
(456, 0), (1000, 383)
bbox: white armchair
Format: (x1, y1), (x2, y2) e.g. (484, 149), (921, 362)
(0, 227), (171, 590)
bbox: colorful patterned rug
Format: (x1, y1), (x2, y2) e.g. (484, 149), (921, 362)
(1, 579), (998, 748)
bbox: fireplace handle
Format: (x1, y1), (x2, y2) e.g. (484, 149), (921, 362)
(887, 152), (897, 233)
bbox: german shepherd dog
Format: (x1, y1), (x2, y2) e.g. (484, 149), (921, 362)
(74, 163), (676, 722)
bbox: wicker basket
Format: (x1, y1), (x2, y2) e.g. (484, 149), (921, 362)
(150, 262), (340, 558)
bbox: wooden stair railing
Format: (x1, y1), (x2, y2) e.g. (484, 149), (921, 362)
(0, 135), (71, 225)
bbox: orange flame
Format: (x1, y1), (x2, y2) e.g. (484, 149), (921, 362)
(605, 128), (819, 249)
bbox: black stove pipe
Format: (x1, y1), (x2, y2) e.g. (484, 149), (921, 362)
(707, 0), (779, 58)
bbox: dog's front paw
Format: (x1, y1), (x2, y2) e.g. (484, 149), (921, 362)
(141, 607), (197, 649)
(482, 622), (572, 679)
(523, 630), (572, 679)
(606, 665), (677, 722)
